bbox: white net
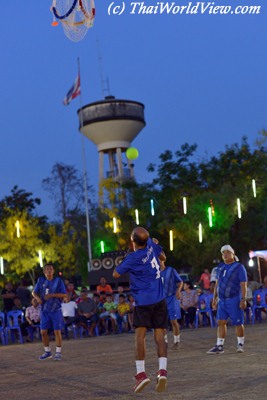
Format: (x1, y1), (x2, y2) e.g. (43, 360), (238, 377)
(51, 0), (95, 42)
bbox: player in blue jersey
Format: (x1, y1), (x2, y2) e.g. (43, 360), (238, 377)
(161, 262), (183, 350)
(113, 227), (168, 394)
(33, 263), (67, 361)
(207, 245), (247, 355)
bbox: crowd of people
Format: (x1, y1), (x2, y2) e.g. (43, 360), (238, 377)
(1, 230), (267, 393)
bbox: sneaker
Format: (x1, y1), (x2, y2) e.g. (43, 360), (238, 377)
(206, 345), (224, 355)
(236, 344), (244, 353)
(172, 342), (179, 350)
(155, 369), (167, 393)
(133, 372), (150, 394)
(54, 352), (62, 361)
(39, 351), (52, 360)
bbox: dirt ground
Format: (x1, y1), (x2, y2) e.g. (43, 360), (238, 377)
(0, 323), (267, 400)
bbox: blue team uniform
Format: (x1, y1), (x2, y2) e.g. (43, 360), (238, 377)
(116, 238), (165, 306)
(161, 267), (183, 320)
(34, 276), (66, 330)
(216, 261), (247, 325)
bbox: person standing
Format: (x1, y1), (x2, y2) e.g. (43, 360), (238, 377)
(207, 245), (247, 354)
(113, 227), (168, 394)
(33, 263), (67, 361)
(161, 262), (183, 349)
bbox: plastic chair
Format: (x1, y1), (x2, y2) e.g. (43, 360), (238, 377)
(252, 289), (267, 324)
(27, 324), (41, 341)
(0, 311), (6, 345)
(5, 310), (24, 344)
(195, 294), (215, 328)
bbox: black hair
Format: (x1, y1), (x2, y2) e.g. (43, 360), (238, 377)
(131, 231), (148, 246)
(184, 281), (194, 289)
(119, 294), (125, 299)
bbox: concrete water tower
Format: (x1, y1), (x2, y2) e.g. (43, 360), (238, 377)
(77, 96), (146, 203)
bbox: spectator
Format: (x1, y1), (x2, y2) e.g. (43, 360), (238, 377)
(12, 296), (25, 312)
(116, 294), (130, 332)
(114, 286), (125, 304)
(66, 282), (78, 301)
(180, 281), (199, 328)
(198, 268), (211, 292)
(77, 289), (98, 337)
(96, 277), (113, 295)
(127, 293), (135, 333)
(20, 298), (41, 342)
(1, 282), (16, 313)
(76, 286), (89, 304)
(62, 293), (78, 326)
(99, 293), (117, 334)
(16, 280), (32, 308)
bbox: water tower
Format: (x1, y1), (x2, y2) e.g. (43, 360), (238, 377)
(77, 96), (146, 203)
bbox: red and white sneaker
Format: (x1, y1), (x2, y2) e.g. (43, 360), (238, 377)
(156, 369), (167, 392)
(133, 372), (151, 393)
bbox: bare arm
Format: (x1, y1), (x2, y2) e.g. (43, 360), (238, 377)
(32, 291), (42, 305)
(240, 281), (247, 310)
(44, 293), (67, 300)
(113, 270), (120, 279)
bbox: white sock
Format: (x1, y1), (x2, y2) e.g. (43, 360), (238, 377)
(159, 357), (167, 371)
(174, 335), (180, 343)
(136, 360), (145, 374)
(217, 338), (225, 346)
(44, 346), (51, 352)
(237, 337), (245, 345)
(56, 346), (62, 353)
(164, 334), (168, 343)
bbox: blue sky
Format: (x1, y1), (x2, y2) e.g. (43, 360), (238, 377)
(1, 1), (266, 219)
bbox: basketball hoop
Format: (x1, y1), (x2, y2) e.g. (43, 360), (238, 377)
(51, 0), (96, 42)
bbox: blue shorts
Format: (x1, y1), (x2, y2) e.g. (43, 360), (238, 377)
(166, 295), (181, 320)
(40, 310), (63, 331)
(217, 296), (244, 325)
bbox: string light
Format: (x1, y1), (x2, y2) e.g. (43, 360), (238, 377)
(38, 250), (43, 268)
(100, 241), (105, 253)
(208, 207), (213, 227)
(0, 257), (4, 275)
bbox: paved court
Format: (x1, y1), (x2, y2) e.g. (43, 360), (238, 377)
(1, 323), (267, 400)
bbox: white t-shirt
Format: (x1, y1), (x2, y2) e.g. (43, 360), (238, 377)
(61, 301), (78, 317)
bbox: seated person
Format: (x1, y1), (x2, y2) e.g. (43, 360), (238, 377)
(66, 282), (79, 301)
(116, 294), (130, 332)
(99, 294), (117, 333)
(61, 293), (78, 328)
(114, 286), (125, 305)
(77, 289), (99, 336)
(20, 298), (41, 341)
(180, 281), (199, 328)
(96, 277), (113, 295)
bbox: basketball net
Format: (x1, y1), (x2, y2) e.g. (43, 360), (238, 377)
(51, 0), (96, 42)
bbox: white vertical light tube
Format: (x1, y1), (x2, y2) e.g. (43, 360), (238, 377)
(237, 198), (242, 219)
(169, 230), (174, 251)
(135, 209), (139, 225)
(150, 199), (155, 216)
(198, 223), (203, 243)
(15, 220), (20, 238)
(38, 250), (43, 268)
(252, 179), (256, 198)
(113, 217), (117, 233)
(183, 197), (187, 214)
(0, 257), (4, 275)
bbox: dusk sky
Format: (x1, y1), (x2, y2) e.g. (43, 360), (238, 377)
(1, 1), (266, 219)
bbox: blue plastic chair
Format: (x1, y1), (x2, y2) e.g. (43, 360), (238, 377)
(252, 289), (267, 324)
(5, 310), (24, 344)
(0, 311), (6, 345)
(27, 323), (41, 341)
(195, 294), (215, 328)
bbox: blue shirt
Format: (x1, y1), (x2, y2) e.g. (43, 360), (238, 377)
(216, 261), (247, 300)
(116, 238), (165, 306)
(34, 276), (66, 312)
(161, 267), (183, 298)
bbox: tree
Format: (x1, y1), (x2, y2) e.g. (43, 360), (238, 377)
(42, 162), (89, 222)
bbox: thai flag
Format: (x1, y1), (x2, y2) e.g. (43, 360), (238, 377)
(63, 74), (81, 105)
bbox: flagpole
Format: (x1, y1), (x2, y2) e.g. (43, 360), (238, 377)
(77, 57), (92, 272)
